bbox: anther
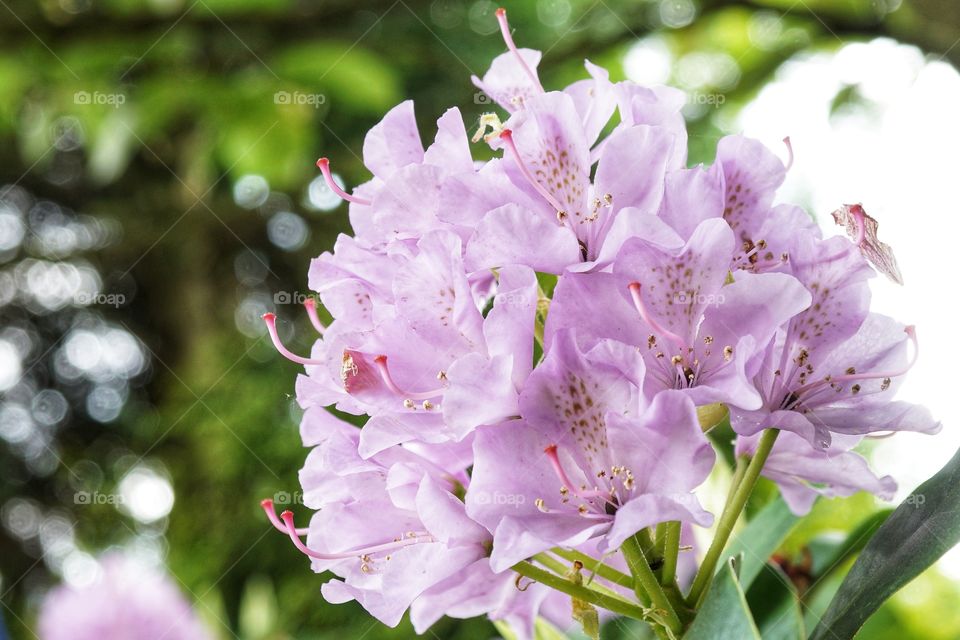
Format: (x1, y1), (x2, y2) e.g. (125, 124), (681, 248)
(792, 325), (918, 397)
(316, 158), (371, 206)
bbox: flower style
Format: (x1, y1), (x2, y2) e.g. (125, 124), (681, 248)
(258, 6), (937, 638)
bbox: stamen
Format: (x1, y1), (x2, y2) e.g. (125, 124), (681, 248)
(263, 313), (324, 366)
(316, 158), (371, 206)
(279, 510), (435, 560)
(782, 136), (794, 172)
(494, 8), (544, 93)
(543, 445), (609, 501)
(261, 498), (308, 535)
(792, 326), (918, 398)
(373, 355), (446, 401)
(303, 297), (326, 335)
(499, 129), (568, 219)
(627, 282), (688, 353)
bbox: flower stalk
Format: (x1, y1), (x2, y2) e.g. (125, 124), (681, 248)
(687, 428), (781, 606)
(620, 535), (684, 635)
(511, 561), (650, 621)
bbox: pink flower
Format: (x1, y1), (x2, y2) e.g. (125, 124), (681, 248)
(37, 555), (211, 640)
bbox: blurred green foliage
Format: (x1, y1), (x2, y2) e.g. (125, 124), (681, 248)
(2, 0), (960, 639)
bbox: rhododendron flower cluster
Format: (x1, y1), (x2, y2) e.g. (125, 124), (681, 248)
(260, 9), (939, 638)
(37, 555), (212, 640)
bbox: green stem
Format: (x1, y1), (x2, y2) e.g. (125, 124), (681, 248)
(621, 535), (683, 635)
(550, 549), (634, 589)
(687, 428), (780, 607)
(533, 552), (570, 577)
(660, 521), (681, 586)
(511, 561), (650, 620)
(654, 523), (667, 577)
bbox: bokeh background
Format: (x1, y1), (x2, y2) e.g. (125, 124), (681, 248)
(1, 0), (959, 638)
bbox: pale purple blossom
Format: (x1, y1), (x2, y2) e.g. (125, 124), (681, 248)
(258, 6), (936, 635)
(37, 555), (211, 640)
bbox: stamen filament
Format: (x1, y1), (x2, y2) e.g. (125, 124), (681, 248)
(499, 129), (568, 219)
(303, 298), (326, 335)
(791, 326), (918, 398)
(627, 283), (688, 353)
(279, 510), (435, 560)
(262, 313), (324, 366)
(374, 355), (446, 401)
(316, 158), (371, 206)
(544, 445), (610, 501)
(261, 499), (309, 535)
(782, 136), (794, 172)
(494, 8), (544, 93)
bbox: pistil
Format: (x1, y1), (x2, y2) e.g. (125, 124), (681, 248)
(263, 313), (324, 366)
(494, 8), (544, 93)
(316, 158), (372, 206)
(499, 129), (569, 222)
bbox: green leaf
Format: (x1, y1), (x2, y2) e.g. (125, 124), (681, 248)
(721, 496), (800, 588)
(809, 509), (892, 583)
(810, 444), (960, 640)
(747, 563), (805, 640)
(685, 556), (761, 639)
